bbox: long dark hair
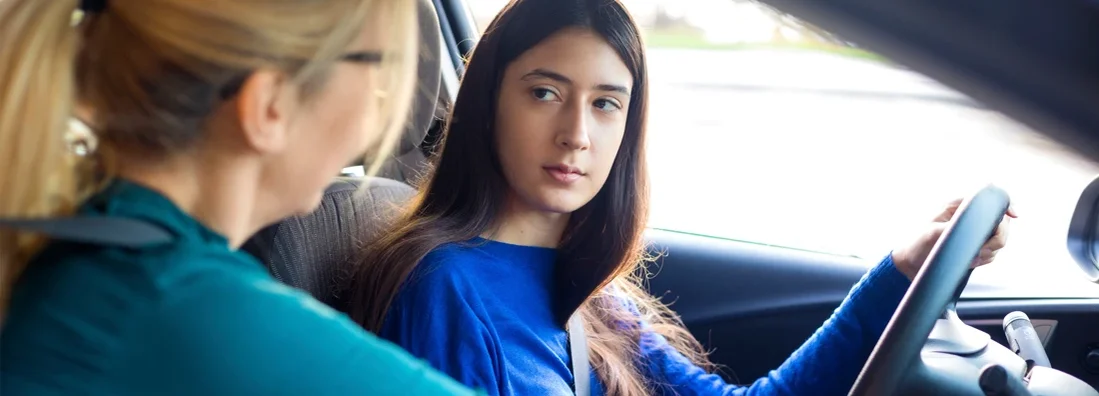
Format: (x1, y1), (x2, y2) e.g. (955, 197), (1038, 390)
(345, 0), (712, 393)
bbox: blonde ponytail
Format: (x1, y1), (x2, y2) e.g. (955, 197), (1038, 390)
(0, 0), (421, 318)
(0, 0), (83, 317)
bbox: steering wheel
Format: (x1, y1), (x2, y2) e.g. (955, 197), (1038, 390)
(848, 185), (1011, 396)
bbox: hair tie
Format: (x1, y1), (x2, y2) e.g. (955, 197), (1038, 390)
(79, 0), (108, 13)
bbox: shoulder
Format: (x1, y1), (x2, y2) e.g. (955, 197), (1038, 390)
(381, 244), (504, 394)
(417, 241), (496, 274)
(145, 282), (482, 396)
(6, 243), (407, 394)
(125, 266), (422, 392)
(6, 239), (269, 336)
(401, 242), (498, 297)
(23, 238), (267, 299)
(383, 242), (499, 346)
(134, 258), (356, 347)
(29, 239), (361, 361)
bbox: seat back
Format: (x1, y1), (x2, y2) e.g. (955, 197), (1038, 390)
(365, 0), (445, 184)
(240, 177), (414, 308)
(242, 0), (444, 306)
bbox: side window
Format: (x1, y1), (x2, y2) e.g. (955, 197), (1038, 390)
(466, 0), (1099, 287)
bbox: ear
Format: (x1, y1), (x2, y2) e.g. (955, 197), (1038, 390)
(234, 70), (295, 154)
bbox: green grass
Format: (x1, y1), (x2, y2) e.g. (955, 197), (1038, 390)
(643, 30), (887, 62)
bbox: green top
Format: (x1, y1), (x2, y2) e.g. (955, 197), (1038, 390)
(0, 180), (479, 396)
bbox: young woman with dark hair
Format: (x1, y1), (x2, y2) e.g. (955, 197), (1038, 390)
(345, 1), (1014, 394)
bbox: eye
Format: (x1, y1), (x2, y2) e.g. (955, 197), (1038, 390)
(593, 98), (622, 113)
(531, 87), (560, 102)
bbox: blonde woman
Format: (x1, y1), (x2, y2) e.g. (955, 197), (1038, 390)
(0, 0), (477, 395)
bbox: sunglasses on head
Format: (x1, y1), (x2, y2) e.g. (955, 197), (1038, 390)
(218, 51), (383, 99)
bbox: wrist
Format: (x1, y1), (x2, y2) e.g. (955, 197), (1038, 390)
(890, 249), (918, 280)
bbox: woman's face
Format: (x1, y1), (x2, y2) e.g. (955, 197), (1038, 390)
(257, 15), (395, 217)
(494, 27), (633, 215)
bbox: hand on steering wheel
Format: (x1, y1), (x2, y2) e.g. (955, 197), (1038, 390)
(849, 185), (1012, 396)
(891, 198), (1017, 280)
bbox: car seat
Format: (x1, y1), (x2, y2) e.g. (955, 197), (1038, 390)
(240, 0), (446, 309)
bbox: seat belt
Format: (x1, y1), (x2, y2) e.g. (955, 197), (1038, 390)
(567, 314), (591, 396)
(0, 216), (172, 247)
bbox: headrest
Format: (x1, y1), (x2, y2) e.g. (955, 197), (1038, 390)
(240, 177), (415, 308)
(359, 0), (445, 183)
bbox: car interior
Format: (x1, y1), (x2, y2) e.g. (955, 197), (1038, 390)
(3, 0), (1094, 394)
(241, 0), (1099, 394)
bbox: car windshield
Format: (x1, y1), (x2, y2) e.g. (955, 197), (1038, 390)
(464, 0), (1099, 289)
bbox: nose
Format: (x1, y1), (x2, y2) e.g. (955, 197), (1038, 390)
(555, 104), (591, 151)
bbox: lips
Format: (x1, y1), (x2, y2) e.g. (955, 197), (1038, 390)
(543, 164), (584, 183)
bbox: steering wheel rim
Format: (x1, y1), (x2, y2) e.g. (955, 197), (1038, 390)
(848, 185), (1011, 396)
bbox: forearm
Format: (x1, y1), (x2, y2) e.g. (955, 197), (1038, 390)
(729, 255), (911, 396)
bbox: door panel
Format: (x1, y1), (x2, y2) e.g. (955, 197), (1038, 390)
(644, 229), (869, 383)
(644, 229), (1099, 388)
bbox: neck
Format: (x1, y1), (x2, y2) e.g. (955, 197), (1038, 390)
(487, 192), (570, 248)
(115, 149), (263, 248)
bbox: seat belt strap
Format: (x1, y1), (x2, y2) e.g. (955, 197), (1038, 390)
(568, 313), (591, 396)
(0, 217), (172, 247)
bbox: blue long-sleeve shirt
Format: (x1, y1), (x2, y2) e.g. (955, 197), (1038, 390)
(381, 237), (911, 395)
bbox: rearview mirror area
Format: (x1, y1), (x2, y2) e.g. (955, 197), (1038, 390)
(1067, 175), (1099, 284)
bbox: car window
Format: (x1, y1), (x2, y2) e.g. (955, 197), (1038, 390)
(466, 0), (1099, 288)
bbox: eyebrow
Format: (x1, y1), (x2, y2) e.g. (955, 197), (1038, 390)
(520, 68), (630, 95)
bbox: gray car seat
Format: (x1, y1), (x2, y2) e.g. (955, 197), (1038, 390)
(364, 0), (447, 184)
(240, 0), (444, 307)
(240, 177), (414, 308)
